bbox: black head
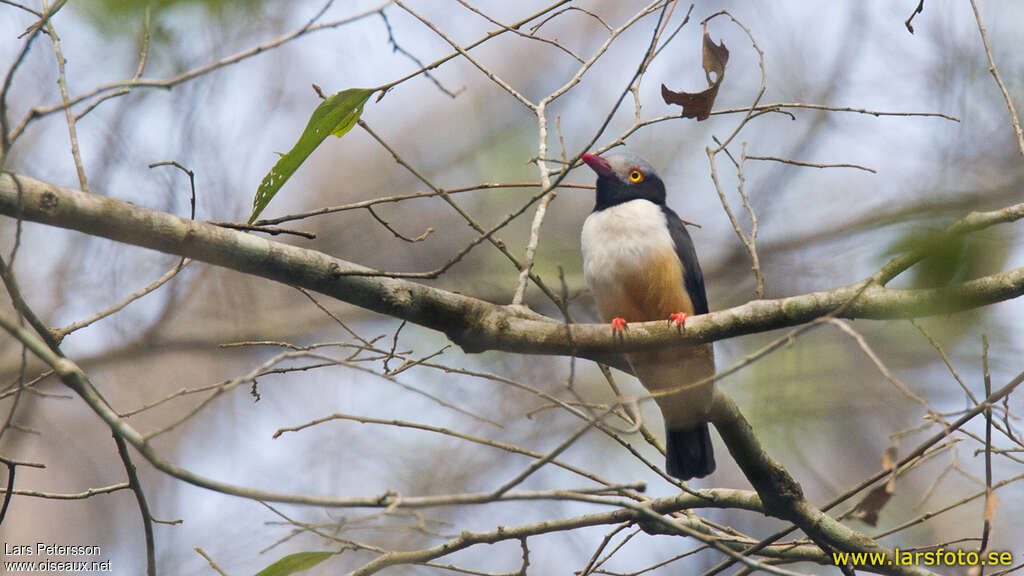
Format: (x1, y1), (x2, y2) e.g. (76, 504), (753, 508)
(582, 152), (667, 211)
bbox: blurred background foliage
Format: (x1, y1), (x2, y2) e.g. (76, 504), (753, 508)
(1, 1), (1022, 574)
(75, 0), (268, 28)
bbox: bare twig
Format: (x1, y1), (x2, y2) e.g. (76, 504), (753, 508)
(354, 120), (567, 313)
(366, 205), (433, 243)
(745, 154), (876, 173)
(531, 6), (611, 34)
(375, 0), (574, 99)
(0, 0), (40, 17)
(0, 482), (129, 500)
(707, 144), (763, 298)
(252, 182), (592, 226)
(194, 547), (230, 576)
(208, 221), (316, 239)
(512, 0), (670, 305)
(9, 1), (393, 143)
(379, 10), (462, 98)
(979, 334), (994, 571)
(73, 6), (152, 123)
(394, 0), (535, 111)
(41, 0), (88, 192)
(54, 259), (191, 339)
(909, 319), (979, 405)
(490, 408), (613, 498)
(905, 0), (926, 33)
(702, 11), (767, 299)
(0, 0), (63, 158)
(274, 413), (616, 488)
(456, 0), (584, 63)
(113, 434), (155, 576)
(968, 0), (1024, 156)
(149, 160), (196, 219)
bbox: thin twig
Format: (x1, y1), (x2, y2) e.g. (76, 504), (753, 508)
(194, 547), (230, 576)
(702, 11), (767, 299)
(0, 0), (63, 158)
(969, 0), (1024, 157)
(73, 6), (152, 123)
(273, 413), (617, 488)
(366, 205), (433, 243)
(491, 408), (613, 499)
(54, 259), (191, 339)
(0, 482), (129, 500)
(979, 334), (993, 571)
(42, 0), (88, 192)
(114, 434), (156, 576)
(909, 319), (979, 405)
(745, 154), (876, 173)
(456, 0), (584, 63)
(354, 120), (566, 311)
(208, 221), (316, 239)
(379, 10), (463, 98)
(394, 0), (535, 111)
(578, 524), (631, 576)
(531, 6), (611, 33)
(736, 143), (763, 297)
(905, 0), (925, 33)
(0, 0), (40, 16)
(512, 0), (670, 305)
(252, 182), (592, 226)
(375, 0), (574, 98)
(9, 1), (393, 143)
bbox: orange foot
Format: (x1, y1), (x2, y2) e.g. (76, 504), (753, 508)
(669, 312), (688, 327)
(611, 317), (628, 335)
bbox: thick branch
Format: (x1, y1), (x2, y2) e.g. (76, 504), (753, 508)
(1, 172), (1022, 361)
(710, 392), (934, 576)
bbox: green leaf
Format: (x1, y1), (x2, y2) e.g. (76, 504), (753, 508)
(249, 88), (374, 224)
(253, 551), (333, 576)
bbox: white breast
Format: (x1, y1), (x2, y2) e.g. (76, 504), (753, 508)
(580, 199), (676, 292)
(581, 199), (714, 428)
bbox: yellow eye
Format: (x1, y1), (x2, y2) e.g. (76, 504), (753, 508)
(628, 170), (644, 183)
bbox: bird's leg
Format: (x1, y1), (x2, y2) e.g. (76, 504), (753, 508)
(611, 317), (628, 336)
(669, 312), (688, 327)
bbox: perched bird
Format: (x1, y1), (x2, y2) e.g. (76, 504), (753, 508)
(580, 151), (716, 480)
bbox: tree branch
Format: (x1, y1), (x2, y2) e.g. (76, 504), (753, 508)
(0, 172), (1022, 361)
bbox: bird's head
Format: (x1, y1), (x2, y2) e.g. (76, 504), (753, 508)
(581, 152), (667, 211)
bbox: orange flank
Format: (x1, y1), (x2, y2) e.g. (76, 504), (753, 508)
(611, 317), (628, 334)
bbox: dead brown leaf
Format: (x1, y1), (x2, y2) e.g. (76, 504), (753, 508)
(881, 445), (898, 471)
(849, 445), (901, 527)
(850, 482), (894, 527)
(661, 29), (729, 121)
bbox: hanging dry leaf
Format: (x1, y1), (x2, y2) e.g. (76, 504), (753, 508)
(849, 443), (901, 527)
(881, 445), (898, 471)
(850, 482), (894, 527)
(661, 29), (729, 121)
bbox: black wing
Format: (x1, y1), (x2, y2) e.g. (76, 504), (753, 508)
(662, 206), (709, 315)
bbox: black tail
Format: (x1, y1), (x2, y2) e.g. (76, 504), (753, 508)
(665, 423), (715, 480)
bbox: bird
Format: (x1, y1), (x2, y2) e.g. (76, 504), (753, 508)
(579, 151), (716, 480)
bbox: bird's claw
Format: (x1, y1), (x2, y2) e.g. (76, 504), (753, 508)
(669, 312), (688, 328)
(611, 317), (628, 335)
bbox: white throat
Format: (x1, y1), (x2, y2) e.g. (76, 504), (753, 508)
(580, 199), (676, 290)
